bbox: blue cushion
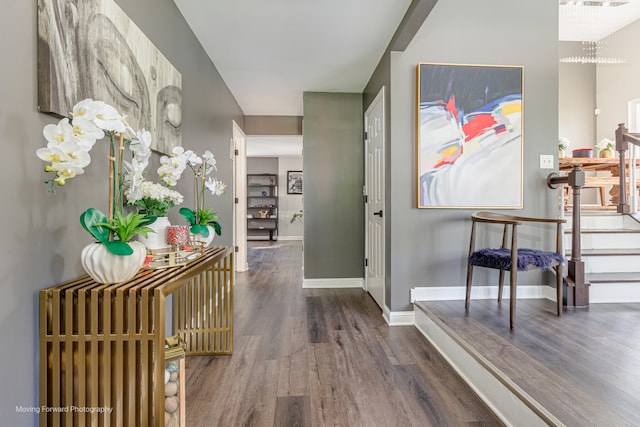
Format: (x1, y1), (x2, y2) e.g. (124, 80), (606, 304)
(469, 248), (564, 271)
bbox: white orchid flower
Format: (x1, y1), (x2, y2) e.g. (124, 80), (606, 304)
(205, 177), (226, 196)
(71, 116), (104, 148)
(183, 149), (202, 168)
(36, 146), (70, 168)
(129, 129), (152, 164)
(92, 102), (126, 133)
(43, 118), (74, 146)
(56, 141), (91, 168)
(52, 164), (85, 185)
(202, 151), (217, 174)
(72, 98), (99, 120)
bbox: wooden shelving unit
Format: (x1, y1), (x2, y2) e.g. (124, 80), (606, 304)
(247, 173), (278, 240)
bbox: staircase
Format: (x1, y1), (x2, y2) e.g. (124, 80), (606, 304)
(565, 211), (640, 302)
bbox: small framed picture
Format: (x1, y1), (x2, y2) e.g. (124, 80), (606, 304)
(287, 171), (303, 194)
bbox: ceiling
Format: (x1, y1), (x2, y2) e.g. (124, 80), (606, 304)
(173, 0), (413, 117)
(559, 0), (640, 41)
(173, 1), (640, 156)
(245, 135), (302, 157)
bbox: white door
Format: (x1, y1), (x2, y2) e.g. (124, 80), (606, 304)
(233, 121), (248, 272)
(364, 87), (385, 309)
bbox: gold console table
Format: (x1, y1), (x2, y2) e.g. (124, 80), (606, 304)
(39, 246), (233, 426)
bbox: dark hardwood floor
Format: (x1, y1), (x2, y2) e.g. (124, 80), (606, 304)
(417, 298), (640, 426)
(186, 241), (502, 426)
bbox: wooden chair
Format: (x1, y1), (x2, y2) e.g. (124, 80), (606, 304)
(465, 211), (565, 330)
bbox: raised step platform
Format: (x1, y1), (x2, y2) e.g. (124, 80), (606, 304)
(414, 299), (640, 426)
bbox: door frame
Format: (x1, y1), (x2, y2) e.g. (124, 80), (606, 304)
(233, 120), (248, 272)
(364, 86), (386, 309)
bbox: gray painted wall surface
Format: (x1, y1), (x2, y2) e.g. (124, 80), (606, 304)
(278, 156), (304, 239)
(245, 116), (303, 135)
(559, 42), (596, 151)
(303, 92), (364, 279)
(596, 19), (640, 142)
(247, 157), (279, 174)
(1, 1), (242, 424)
(387, 0), (559, 311)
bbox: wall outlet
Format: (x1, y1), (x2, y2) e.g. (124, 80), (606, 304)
(540, 154), (554, 169)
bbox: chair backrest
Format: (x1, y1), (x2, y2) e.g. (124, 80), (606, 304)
(469, 211), (565, 257)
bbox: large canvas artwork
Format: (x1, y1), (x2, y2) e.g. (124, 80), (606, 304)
(37, 0), (182, 154)
(416, 63), (523, 209)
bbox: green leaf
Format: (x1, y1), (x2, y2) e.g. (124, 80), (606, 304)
(210, 221), (222, 236)
(179, 208), (196, 226)
(190, 223), (209, 237)
(80, 208), (110, 243)
(103, 240), (133, 256)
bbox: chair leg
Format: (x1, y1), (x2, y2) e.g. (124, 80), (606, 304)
(465, 263), (474, 310)
(556, 264), (563, 316)
(498, 269), (505, 304)
(510, 268), (517, 330)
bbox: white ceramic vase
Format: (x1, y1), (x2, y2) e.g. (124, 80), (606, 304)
(190, 225), (215, 247)
(137, 216), (171, 250)
(81, 241), (147, 284)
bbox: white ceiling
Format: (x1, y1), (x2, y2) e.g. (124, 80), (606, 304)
(559, 0), (640, 41)
(172, 0), (413, 117)
(173, 1), (640, 155)
(246, 135), (302, 157)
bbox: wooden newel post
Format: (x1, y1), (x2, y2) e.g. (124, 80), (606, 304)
(547, 164), (590, 307)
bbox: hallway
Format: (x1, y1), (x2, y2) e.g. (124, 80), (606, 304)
(185, 241), (500, 426)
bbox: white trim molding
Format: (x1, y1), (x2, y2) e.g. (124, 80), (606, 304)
(302, 277), (364, 289)
(410, 285), (557, 303)
(411, 284), (640, 304)
(383, 306), (415, 326)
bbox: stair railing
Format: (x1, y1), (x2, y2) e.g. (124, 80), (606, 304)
(615, 123), (640, 214)
(547, 165), (589, 307)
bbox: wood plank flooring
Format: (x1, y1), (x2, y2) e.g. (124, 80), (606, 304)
(417, 298), (640, 427)
(186, 241), (501, 426)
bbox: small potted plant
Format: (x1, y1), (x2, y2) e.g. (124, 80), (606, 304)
(596, 138), (615, 158)
(559, 137), (570, 158)
(158, 147), (226, 247)
(126, 181), (184, 250)
(37, 98), (157, 283)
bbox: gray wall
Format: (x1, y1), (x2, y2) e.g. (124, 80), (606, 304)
(0, 1), (242, 424)
(559, 42), (597, 150)
(278, 156), (304, 239)
(245, 116), (303, 135)
(596, 19), (640, 141)
(303, 92), (364, 279)
(383, 0), (559, 311)
(247, 157), (279, 174)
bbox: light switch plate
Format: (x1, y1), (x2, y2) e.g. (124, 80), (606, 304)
(540, 155), (554, 169)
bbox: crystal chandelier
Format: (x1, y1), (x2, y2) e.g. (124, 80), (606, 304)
(559, 0), (629, 64)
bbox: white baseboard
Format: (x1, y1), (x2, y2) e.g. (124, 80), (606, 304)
(302, 277), (364, 289)
(414, 307), (562, 426)
(383, 306), (415, 326)
(410, 285), (556, 303)
(411, 284), (640, 304)
(278, 235), (303, 241)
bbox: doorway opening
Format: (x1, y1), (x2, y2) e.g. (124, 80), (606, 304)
(244, 135), (303, 253)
